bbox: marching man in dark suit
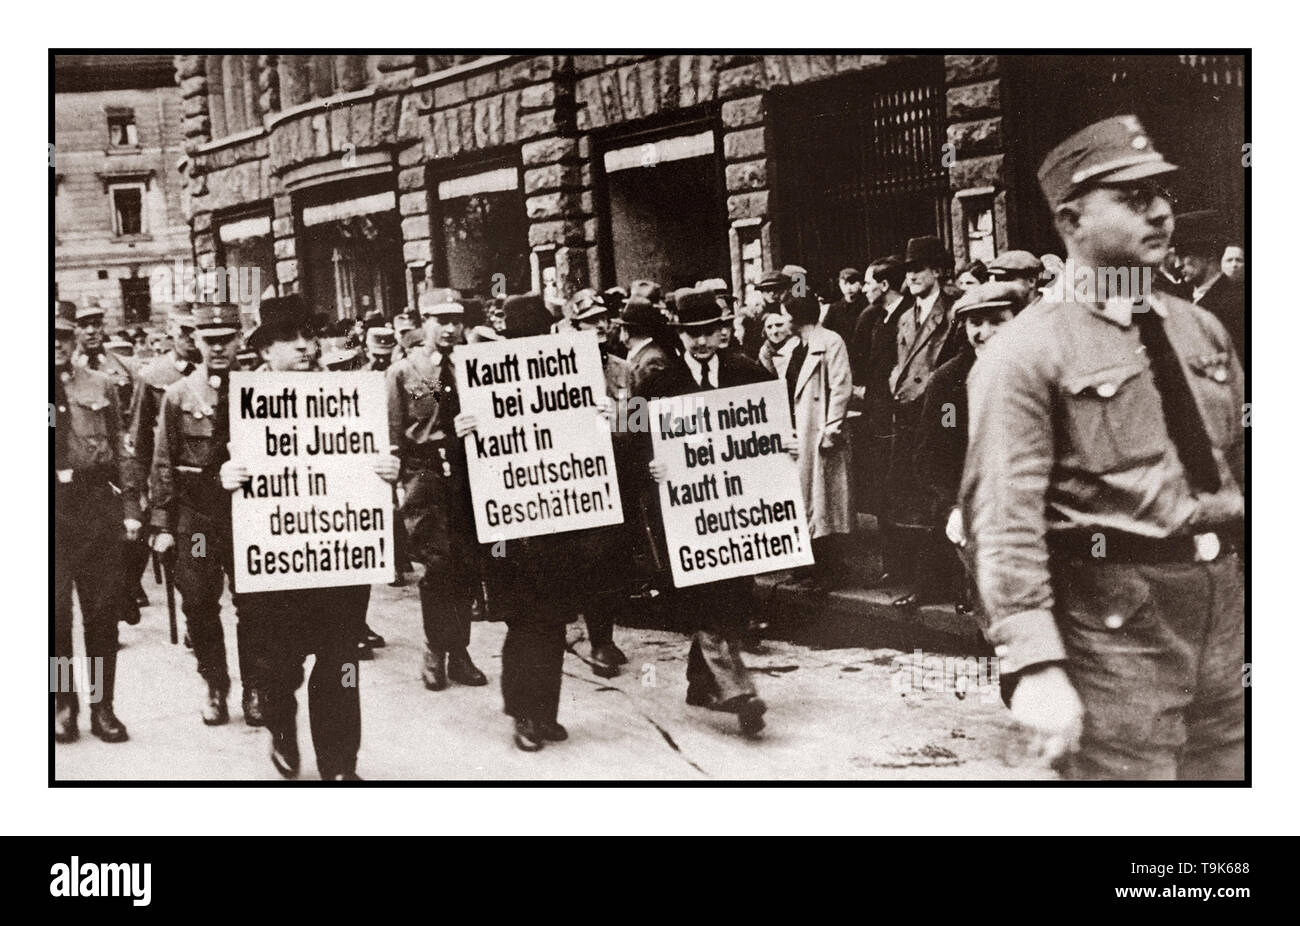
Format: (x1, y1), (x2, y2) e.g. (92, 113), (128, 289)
(885, 236), (964, 608)
(220, 295), (397, 779)
(645, 289), (786, 737)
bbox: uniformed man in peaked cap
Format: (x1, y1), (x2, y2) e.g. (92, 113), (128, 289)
(122, 306), (201, 612)
(387, 290), (489, 692)
(53, 305), (131, 744)
(150, 302), (268, 728)
(960, 116), (1246, 779)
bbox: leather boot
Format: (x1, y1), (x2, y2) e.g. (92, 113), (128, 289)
(54, 694), (79, 743)
(421, 647), (447, 691)
(270, 721), (300, 779)
(90, 703), (129, 743)
(447, 648), (487, 686)
(202, 683), (229, 726)
(242, 688), (266, 727)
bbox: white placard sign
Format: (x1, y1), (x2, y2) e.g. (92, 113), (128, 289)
(650, 380), (814, 588)
(455, 329), (624, 542)
(230, 371), (395, 593)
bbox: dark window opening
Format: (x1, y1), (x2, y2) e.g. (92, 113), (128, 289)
(431, 165), (529, 298)
(598, 127), (729, 292)
(120, 278), (151, 325)
(771, 59), (949, 293)
(111, 186), (143, 236)
(107, 109), (138, 147)
(297, 181), (406, 321)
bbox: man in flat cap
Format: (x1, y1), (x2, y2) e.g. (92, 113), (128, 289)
(913, 282), (1028, 614)
(122, 306), (201, 612)
(53, 306), (131, 744)
(885, 235), (964, 609)
(960, 116), (1245, 779)
(150, 302), (269, 728)
(387, 291), (489, 693)
(986, 251), (1045, 308)
(643, 289), (777, 737)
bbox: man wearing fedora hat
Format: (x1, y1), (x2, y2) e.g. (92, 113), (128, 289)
(53, 304), (131, 744)
(960, 116), (1245, 779)
(1176, 211), (1245, 360)
(643, 288), (777, 737)
(217, 296), (398, 779)
(150, 302), (270, 728)
(884, 235), (964, 608)
(387, 290), (489, 693)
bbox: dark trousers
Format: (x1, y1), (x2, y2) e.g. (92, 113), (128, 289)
(54, 481), (123, 712)
(122, 536), (151, 592)
(256, 585), (366, 777)
(1053, 553), (1245, 780)
(892, 524), (957, 600)
(501, 620), (567, 724)
(582, 589), (619, 647)
(392, 488), (413, 572)
(172, 506), (264, 694)
(681, 577), (758, 709)
(401, 465), (477, 653)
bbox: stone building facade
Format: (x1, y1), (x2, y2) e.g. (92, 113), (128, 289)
(54, 55), (193, 329)
(174, 53), (1245, 317)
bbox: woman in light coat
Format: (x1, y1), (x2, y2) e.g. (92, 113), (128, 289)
(782, 295), (854, 591)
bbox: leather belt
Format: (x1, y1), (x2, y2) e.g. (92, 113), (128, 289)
(1049, 528), (1240, 565)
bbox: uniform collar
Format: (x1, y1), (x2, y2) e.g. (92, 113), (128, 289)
(1091, 292), (1169, 328)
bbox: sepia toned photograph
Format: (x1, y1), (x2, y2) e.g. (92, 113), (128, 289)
(50, 50), (1247, 783)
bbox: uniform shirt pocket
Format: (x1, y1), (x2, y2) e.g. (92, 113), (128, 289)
(67, 394), (110, 461)
(1062, 362), (1167, 473)
(178, 404), (216, 466)
(405, 381), (439, 420)
(1187, 352), (1240, 451)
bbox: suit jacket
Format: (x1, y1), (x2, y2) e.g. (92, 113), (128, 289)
(913, 346), (975, 523)
(648, 349), (773, 398)
(624, 340), (672, 398)
(1195, 275), (1246, 360)
(889, 289), (962, 405)
(787, 326), (854, 538)
(822, 297), (867, 345)
(849, 300), (902, 429)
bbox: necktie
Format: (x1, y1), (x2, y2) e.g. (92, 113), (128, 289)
(212, 373), (231, 458)
(437, 352), (460, 417)
(1135, 308), (1221, 493)
(698, 360), (712, 391)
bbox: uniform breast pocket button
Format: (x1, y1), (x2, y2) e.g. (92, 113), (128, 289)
(1104, 614), (1124, 629)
